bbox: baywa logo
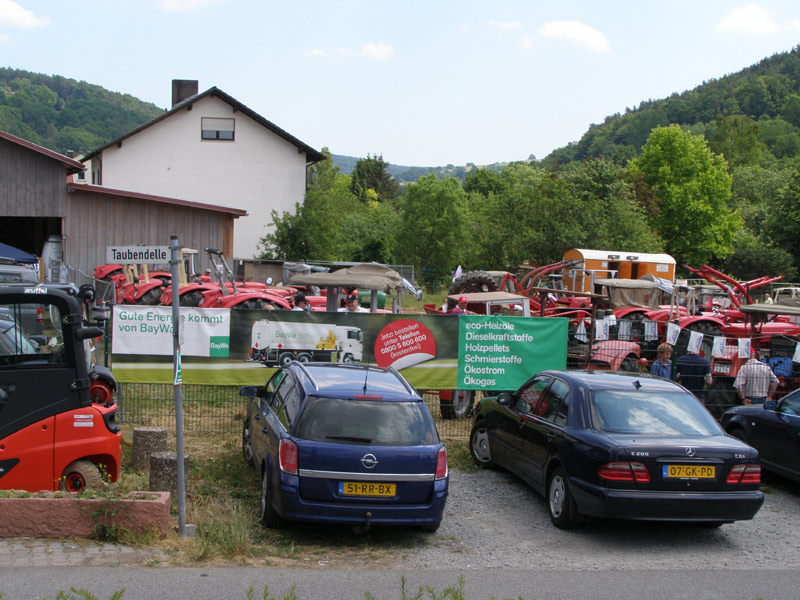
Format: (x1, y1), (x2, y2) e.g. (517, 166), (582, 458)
(209, 336), (230, 357)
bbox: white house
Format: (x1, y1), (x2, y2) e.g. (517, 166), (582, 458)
(80, 80), (325, 259)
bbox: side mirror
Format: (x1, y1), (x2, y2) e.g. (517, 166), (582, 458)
(497, 392), (513, 406)
(75, 327), (103, 340)
(764, 399), (777, 411)
(240, 385), (265, 398)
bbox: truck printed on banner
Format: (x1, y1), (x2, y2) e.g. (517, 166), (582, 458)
(250, 320), (363, 367)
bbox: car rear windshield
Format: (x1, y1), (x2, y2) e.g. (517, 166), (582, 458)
(590, 390), (723, 436)
(294, 397), (439, 446)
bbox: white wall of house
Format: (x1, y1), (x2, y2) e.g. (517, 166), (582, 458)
(89, 95), (308, 258)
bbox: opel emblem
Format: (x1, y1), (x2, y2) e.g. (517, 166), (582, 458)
(685, 447), (696, 457)
(361, 454), (378, 469)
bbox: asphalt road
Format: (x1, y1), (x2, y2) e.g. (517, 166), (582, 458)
(0, 567), (798, 599)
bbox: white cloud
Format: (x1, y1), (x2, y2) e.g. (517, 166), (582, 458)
(539, 20), (610, 53)
(337, 41), (394, 60)
(0, 32), (10, 41)
(717, 3), (799, 35)
(458, 24), (472, 32)
(160, 0), (226, 12)
(489, 20), (522, 31)
(0, 0), (50, 28)
(521, 34), (533, 49)
(303, 48), (326, 58)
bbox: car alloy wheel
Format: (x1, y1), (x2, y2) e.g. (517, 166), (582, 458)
(242, 419), (254, 466)
(469, 422), (493, 466)
(548, 466), (579, 529)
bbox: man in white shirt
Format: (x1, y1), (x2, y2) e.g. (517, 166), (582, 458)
(734, 349), (779, 405)
(339, 293), (368, 313)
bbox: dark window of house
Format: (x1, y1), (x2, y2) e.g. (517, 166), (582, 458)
(201, 117), (235, 141)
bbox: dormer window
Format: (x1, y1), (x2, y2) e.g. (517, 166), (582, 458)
(201, 117), (235, 141)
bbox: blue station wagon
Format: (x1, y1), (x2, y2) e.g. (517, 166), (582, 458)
(241, 362), (448, 531)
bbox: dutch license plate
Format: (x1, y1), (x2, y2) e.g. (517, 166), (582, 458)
(339, 481), (396, 497)
(662, 465), (716, 479)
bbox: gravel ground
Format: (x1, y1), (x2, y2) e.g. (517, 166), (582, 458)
(401, 468), (800, 571)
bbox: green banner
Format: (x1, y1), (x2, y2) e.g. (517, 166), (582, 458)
(457, 316), (567, 390)
(111, 309), (567, 392)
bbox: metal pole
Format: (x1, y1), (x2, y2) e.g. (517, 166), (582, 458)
(170, 235), (187, 537)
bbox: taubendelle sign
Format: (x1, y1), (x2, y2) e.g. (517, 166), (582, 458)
(106, 246), (170, 264)
(112, 306), (231, 357)
(111, 310), (567, 388)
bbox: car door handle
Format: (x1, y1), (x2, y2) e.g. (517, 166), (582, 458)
(546, 433), (556, 443)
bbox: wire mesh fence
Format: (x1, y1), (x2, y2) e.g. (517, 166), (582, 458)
(115, 384), (475, 439)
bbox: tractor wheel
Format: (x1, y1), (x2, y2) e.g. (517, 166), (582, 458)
(180, 290), (205, 307)
(449, 271), (499, 295)
(60, 460), (104, 492)
(137, 287), (163, 305)
(620, 355), (639, 372)
(705, 379), (737, 419)
(235, 299), (267, 310)
(440, 390), (474, 419)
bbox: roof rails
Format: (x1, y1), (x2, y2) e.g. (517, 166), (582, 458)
(294, 361), (319, 390)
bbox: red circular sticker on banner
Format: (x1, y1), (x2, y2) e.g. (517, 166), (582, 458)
(374, 319), (437, 370)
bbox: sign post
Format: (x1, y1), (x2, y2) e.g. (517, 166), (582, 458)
(169, 235), (187, 537)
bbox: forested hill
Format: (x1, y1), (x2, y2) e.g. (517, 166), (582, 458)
(4, 45), (800, 172)
(543, 45), (800, 168)
(0, 68), (164, 155)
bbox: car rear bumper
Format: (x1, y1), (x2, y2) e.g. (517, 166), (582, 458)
(570, 477), (764, 521)
(276, 478), (448, 527)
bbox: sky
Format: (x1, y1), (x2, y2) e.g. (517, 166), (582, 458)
(2, 1), (800, 167)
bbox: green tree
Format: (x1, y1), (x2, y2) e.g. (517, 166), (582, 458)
(395, 176), (468, 290)
(713, 230), (797, 281)
(709, 115), (763, 168)
(258, 151), (360, 260)
(349, 154), (399, 203)
(628, 125), (740, 266)
(564, 158), (662, 252)
(766, 161), (800, 262)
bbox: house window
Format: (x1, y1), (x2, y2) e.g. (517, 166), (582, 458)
(201, 117), (235, 141)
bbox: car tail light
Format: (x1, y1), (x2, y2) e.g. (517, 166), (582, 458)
(727, 464), (761, 484)
(435, 446), (448, 480)
(36, 307), (43, 323)
(598, 461), (651, 482)
(279, 439), (298, 475)
(354, 394), (382, 400)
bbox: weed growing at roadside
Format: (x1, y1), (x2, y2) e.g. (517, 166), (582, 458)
(245, 585), (297, 600)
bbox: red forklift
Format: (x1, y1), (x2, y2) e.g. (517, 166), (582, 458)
(0, 283), (121, 492)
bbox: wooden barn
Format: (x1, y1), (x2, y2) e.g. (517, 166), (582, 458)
(0, 129), (244, 284)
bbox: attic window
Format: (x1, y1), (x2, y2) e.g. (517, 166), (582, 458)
(201, 117), (235, 141)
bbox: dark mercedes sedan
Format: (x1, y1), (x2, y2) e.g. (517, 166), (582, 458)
(470, 370), (764, 529)
(721, 389), (800, 483)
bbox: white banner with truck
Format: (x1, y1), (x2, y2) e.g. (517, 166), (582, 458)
(111, 305), (231, 357)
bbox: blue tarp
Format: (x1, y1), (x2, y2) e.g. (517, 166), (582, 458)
(0, 242), (38, 264)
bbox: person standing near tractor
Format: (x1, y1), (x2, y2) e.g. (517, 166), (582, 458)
(734, 348), (779, 405)
(676, 347), (712, 399)
(451, 296), (471, 315)
(650, 343), (674, 380)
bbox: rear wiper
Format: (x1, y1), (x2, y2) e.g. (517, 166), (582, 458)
(325, 435), (372, 443)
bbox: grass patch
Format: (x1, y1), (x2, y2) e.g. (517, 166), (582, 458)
(116, 425), (466, 566)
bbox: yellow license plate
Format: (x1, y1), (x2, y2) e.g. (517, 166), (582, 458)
(339, 481), (396, 497)
(662, 465), (716, 479)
